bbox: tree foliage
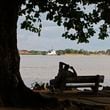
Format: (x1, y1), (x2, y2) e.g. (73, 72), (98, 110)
(19, 0), (110, 43)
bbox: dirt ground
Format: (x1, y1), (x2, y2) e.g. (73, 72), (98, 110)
(33, 88), (110, 110)
(1, 88), (110, 110)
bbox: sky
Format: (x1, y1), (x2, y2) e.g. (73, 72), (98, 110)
(17, 16), (110, 51)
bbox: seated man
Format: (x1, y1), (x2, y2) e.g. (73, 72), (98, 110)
(50, 62), (77, 91)
(57, 62), (77, 78)
(67, 66), (77, 77)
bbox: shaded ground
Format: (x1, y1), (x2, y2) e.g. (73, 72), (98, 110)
(1, 88), (110, 110)
(33, 88), (110, 110)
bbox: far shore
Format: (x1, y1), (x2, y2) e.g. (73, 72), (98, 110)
(20, 53), (110, 56)
(64, 53), (110, 56)
(19, 49), (110, 56)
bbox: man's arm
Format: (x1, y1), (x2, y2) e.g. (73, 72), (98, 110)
(69, 66), (77, 76)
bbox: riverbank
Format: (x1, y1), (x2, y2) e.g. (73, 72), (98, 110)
(19, 49), (110, 56)
(0, 88), (110, 110)
(33, 88), (110, 110)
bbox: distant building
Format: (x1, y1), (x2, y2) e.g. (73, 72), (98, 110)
(19, 50), (30, 55)
(47, 49), (56, 55)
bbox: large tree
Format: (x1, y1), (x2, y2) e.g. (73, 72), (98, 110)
(0, 0), (110, 108)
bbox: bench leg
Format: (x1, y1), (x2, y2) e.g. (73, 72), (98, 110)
(91, 75), (100, 94)
(91, 86), (98, 93)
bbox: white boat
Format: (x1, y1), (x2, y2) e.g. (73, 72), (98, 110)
(47, 49), (56, 55)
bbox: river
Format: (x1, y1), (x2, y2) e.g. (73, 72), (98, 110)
(20, 55), (110, 88)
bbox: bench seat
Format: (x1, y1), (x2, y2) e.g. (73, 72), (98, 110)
(49, 75), (104, 93)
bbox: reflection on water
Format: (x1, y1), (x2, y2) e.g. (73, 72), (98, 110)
(20, 55), (110, 88)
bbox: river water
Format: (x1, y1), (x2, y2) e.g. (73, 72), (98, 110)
(20, 55), (110, 88)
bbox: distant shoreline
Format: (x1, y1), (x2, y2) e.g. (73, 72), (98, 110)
(19, 49), (110, 56)
(19, 53), (110, 56)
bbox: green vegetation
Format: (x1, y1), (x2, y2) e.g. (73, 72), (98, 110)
(19, 49), (110, 55)
(20, 0), (110, 43)
(30, 50), (47, 55)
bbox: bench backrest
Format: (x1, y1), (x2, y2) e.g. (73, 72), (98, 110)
(65, 75), (104, 83)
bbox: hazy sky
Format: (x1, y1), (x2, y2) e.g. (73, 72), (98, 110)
(17, 17), (110, 51)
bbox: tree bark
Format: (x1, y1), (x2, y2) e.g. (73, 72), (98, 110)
(0, 0), (18, 92)
(0, 0), (58, 108)
(0, 0), (24, 105)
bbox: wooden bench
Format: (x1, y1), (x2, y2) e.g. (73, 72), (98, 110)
(49, 75), (104, 93)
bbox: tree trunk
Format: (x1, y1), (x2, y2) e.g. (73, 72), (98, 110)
(0, 0), (24, 106)
(0, 0), (58, 108)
